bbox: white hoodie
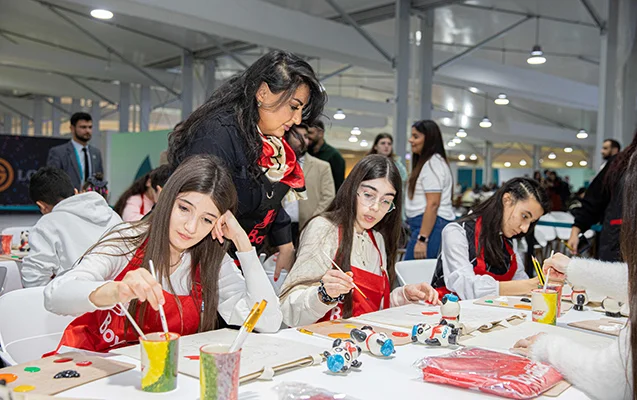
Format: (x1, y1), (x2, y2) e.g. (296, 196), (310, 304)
(21, 192), (122, 288)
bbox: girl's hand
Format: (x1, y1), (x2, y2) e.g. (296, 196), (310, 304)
(414, 241), (428, 259)
(543, 253), (570, 280)
(511, 333), (545, 357)
(403, 282), (441, 305)
(90, 268), (165, 310)
(320, 269), (354, 299)
(274, 243), (295, 281)
(212, 211), (252, 252)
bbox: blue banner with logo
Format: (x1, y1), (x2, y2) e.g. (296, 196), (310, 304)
(0, 134), (67, 207)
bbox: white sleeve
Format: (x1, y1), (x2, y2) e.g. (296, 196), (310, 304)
(280, 285), (336, 327)
(421, 157), (443, 192)
(530, 326), (631, 400)
(567, 258), (628, 303)
(217, 247), (282, 333)
(21, 223), (58, 288)
(512, 252), (530, 281)
(43, 241), (130, 316)
(440, 223), (499, 300)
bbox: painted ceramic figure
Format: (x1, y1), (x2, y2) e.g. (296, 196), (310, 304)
(19, 230), (29, 252)
(571, 286), (589, 311)
(411, 320), (460, 347)
(323, 338), (362, 373)
(350, 325), (395, 357)
(602, 297), (622, 318)
(440, 294), (460, 323)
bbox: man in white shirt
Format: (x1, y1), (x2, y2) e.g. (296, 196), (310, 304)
(21, 167), (121, 287)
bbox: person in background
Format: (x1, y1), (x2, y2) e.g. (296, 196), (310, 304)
(82, 172), (108, 200)
(282, 123), (335, 246)
(569, 130), (637, 261)
(47, 112), (103, 191)
(404, 120), (455, 260)
(149, 164), (172, 200)
(368, 133), (408, 183)
(168, 50), (326, 282)
(599, 138), (621, 171)
(113, 173), (156, 222)
(306, 120), (346, 192)
(21, 167), (121, 288)
(545, 171), (570, 211)
(431, 177), (549, 300)
(44, 155), (282, 352)
(279, 155), (439, 327)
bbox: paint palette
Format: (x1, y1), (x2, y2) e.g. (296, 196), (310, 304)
(298, 320), (413, 345)
(0, 352), (134, 396)
(474, 295), (573, 315)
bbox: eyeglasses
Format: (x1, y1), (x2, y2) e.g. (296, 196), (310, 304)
(357, 191), (395, 213)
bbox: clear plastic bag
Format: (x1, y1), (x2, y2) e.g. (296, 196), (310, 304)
(415, 347), (563, 399)
(274, 382), (360, 400)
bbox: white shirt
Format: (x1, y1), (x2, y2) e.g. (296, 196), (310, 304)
(71, 139), (91, 185)
(282, 155), (305, 223)
(43, 225), (283, 333)
(438, 222), (528, 300)
(405, 154), (455, 220)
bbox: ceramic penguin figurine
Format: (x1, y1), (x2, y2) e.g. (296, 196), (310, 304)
(411, 320), (460, 347)
(602, 297), (622, 318)
(19, 230), (30, 252)
(323, 338), (363, 373)
(440, 294), (460, 324)
(571, 286), (589, 311)
(350, 325), (395, 358)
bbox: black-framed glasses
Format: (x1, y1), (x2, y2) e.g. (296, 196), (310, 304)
(356, 191), (395, 213)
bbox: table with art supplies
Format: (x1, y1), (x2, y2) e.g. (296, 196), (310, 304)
(0, 288), (623, 400)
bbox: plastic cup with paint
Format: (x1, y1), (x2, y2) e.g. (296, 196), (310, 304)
(531, 289), (558, 325)
(0, 235), (12, 255)
(544, 284), (563, 315)
(200, 344), (241, 400)
(140, 332), (180, 393)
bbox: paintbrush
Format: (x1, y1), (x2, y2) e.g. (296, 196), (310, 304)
(118, 302), (147, 340)
(543, 269), (551, 292)
(148, 260), (170, 340)
(228, 300), (267, 353)
(320, 249), (369, 300)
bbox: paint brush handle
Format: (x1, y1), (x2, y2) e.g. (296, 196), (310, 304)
(118, 303), (147, 340)
(228, 327), (248, 353)
(149, 260), (170, 338)
(320, 250), (369, 300)
(543, 269), (551, 292)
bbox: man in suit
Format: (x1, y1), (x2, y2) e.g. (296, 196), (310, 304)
(47, 112), (103, 191)
(283, 123), (335, 246)
(306, 120), (346, 192)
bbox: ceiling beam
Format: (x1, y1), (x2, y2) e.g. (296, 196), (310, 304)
(579, 0), (606, 31)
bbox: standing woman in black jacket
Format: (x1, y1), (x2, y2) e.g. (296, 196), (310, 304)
(168, 50), (326, 280)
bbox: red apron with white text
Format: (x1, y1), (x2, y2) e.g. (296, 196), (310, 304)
(319, 230), (390, 321)
(52, 245), (202, 353)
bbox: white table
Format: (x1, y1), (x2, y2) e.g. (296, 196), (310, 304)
(59, 301), (618, 400)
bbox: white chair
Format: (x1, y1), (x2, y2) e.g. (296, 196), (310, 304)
(1, 226), (32, 248)
(0, 287), (75, 365)
(395, 259), (438, 286)
(0, 261), (23, 296)
(550, 211), (575, 241)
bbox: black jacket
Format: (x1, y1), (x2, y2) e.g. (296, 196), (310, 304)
(175, 110), (292, 249)
(572, 156), (622, 262)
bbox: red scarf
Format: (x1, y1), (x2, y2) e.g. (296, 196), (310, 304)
(258, 134), (306, 198)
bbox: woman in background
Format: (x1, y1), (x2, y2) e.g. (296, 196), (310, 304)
(368, 133), (408, 183)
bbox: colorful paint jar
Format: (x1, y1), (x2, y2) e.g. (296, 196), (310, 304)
(200, 344), (241, 400)
(543, 284), (563, 315)
(531, 289), (558, 325)
(0, 235), (12, 255)
(140, 332), (180, 393)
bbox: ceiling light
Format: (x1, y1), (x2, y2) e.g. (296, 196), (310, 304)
(539, 158), (544, 164)
(479, 116), (492, 128)
(494, 93), (509, 105)
(447, 141), (456, 147)
(527, 45), (547, 65)
(90, 9), (114, 19)
(579, 160), (588, 166)
(453, 138), (462, 144)
(360, 140), (368, 147)
(458, 154), (466, 161)
(469, 87), (479, 93)
(333, 109), (346, 120)
(351, 127), (361, 135)
(442, 117), (452, 126)
(564, 147), (573, 153)
(348, 135), (358, 143)
(470, 154), (478, 161)
(576, 129), (588, 139)
(504, 162), (511, 168)
(519, 159), (527, 166)
(548, 152), (557, 160)
(456, 128), (467, 138)
(566, 161), (574, 167)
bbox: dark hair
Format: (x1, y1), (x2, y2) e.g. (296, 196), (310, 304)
(368, 133), (395, 158)
(312, 120), (325, 131)
(29, 167), (75, 206)
(82, 172), (108, 199)
(168, 50), (326, 178)
(620, 151), (637, 398)
(83, 155), (237, 335)
(605, 139), (621, 150)
(460, 177), (549, 268)
(285, 125), (308, 155)
(70, 112), (92, 126)
(150, 165), (172, 190)
(605, 130), (637, 191)
(281, 155), (403, 319)
(113, 173), (150, 217)
(408, 120), (448, 199)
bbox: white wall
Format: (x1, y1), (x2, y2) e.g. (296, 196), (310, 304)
(0, 214), (40, 232)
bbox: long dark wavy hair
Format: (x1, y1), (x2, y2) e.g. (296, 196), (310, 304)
(620, 151), (637, 398)
(113, 173), (149, 217)
(280, 155), (403, 318)
(460, 177), (549, 268)
(408, 120), (448, 199)
(82, 155), (237, 335)
(167, 50), (326, 178)
(368, 133), (396, 158)
(604, 129), (637, 192)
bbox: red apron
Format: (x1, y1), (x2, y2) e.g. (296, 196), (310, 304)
(52, 245), (202, 353)
(319, 230), (390, 321)
(436, 217), (517, 299)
